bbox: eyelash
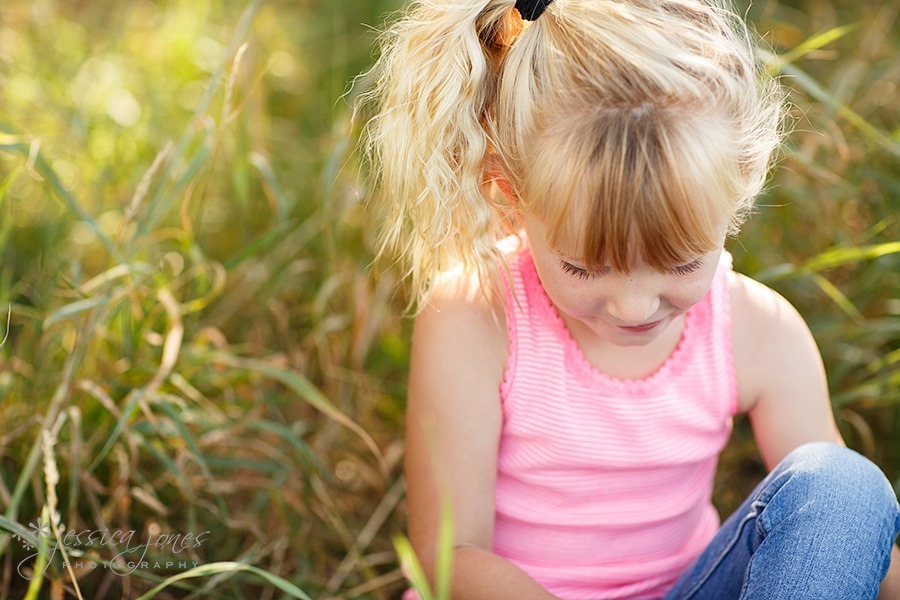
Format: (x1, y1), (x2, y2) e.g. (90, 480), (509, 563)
(559, 261), (607, 279)
(559, 259), (703, 278)
(669, 259), (704, 276)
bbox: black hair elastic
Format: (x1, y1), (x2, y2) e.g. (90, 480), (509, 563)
(515, 0), (554, 21)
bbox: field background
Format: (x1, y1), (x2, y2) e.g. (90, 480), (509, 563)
(0, 0), (897, 598)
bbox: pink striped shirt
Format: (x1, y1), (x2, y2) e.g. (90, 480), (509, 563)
(493, 246), (738, 599)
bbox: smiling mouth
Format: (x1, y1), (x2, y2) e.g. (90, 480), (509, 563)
(617, 319), (664, 333)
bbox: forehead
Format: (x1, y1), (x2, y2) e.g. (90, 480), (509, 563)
(523, 203), (729, 270)
(523, 210), (631, 262)
(517, 107), (740, 272)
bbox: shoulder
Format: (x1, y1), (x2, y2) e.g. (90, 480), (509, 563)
(728, 271), (821, 411)
(728, 270), (808, 340)
(412, 264), (508, 372)
(407, 263), (510, 427)
(727, 271), (842, 467)
(411, 237), (522, 369)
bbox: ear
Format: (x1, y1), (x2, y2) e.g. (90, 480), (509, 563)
(489, 157), (517, 203)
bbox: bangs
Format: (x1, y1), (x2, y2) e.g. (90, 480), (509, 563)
(520, 102), (742, 272)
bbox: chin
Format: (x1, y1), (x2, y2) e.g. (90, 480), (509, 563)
(606, 331), (664, 347)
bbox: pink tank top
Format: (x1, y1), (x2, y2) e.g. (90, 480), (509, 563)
(493, 246), (738, 599)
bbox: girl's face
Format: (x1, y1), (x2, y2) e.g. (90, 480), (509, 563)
(521, 212), (726, 348)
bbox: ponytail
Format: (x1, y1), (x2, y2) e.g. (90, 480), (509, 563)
(362, 1), (523, 308)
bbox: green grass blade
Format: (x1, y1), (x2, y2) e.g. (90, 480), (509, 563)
(222, 219), (298, 270)
(210, 353), (387, 474)
(434, 495), (454, 600)
(0, 141), (117, 256)
(133, 561), (315, 600)
(22, 510), (52, 600)
(801, 242), (900, 273)
(43, 294), (114, 330)
(2, 305), (100, 557)
(0, 516), (38, 546)
(156, 401), (230, 518)
(243, 419), (324, 474)
(137, 434), (197, 498)
(394, 535), (434, 600)
(135, 126), (213, 240)
(832, 376), (900, 409)
(0, 168), (19, 208)
(78, 262), (153, 295)
(866, 348), (900, 376)
(65, 407), (83, 534)
(132, 0), (263, 242)
(756, 242), (900, 282)
(771, 23), (861, 68)
(89, 387), (147, 472)
(810, 274), (864, 324)
(249, 152), (290, 220)
(0, 171), (15, 253)
(91, 287), (184, 471)
(0, 305), (10, 350)
(774, 61), (900, 156)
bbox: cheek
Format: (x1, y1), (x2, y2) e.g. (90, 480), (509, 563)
(664, 272), (718, 310)
(551, 284), (598, 317)
(531, 261), (597, 315)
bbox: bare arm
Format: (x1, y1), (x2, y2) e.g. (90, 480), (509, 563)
(731, 273), (843, 467)
(405, 272), (558, 599)
(732, 273), (900, 595)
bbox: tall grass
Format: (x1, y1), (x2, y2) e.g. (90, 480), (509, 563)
(0, 0), (896, 598)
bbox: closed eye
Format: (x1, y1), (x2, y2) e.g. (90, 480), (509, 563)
(560, 260), (610, 279)
(669, 258), (704, 276)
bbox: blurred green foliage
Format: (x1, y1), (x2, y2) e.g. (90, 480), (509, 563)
(0, 0), (896, 597)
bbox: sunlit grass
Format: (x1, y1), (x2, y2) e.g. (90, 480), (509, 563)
(0, 0), (896, 598)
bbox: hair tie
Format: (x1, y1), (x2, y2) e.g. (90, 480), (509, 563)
(515, 0), (554, 21)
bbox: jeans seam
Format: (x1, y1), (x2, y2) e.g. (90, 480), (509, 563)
(679, 500), (765, 600)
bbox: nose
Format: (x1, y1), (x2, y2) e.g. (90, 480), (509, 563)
(605, 281), (661, 326)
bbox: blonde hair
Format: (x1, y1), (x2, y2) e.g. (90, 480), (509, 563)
(363, 0), (783, 305)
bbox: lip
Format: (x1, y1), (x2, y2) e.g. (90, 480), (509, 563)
(617, 319), (664, 334)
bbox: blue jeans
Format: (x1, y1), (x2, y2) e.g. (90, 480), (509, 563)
(664, 442), (900, 600)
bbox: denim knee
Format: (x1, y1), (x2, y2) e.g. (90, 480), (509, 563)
(763, 442), (900, 537)
(751, 442), (900, 593)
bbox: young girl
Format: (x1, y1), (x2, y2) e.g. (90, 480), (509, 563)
(364, 0), (900, 597)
